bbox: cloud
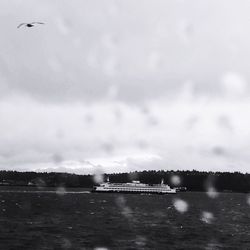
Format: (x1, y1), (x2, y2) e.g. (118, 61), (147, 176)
(220, 72), (248, 98)
(1, 1), (250, 173)
(1, 0), (250, 103)
(1, 89), (250, 173)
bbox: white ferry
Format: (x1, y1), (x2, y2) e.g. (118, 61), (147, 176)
(92, 178), (176, 194)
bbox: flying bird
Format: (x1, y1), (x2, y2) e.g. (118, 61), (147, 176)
(17, 22), (45, 28)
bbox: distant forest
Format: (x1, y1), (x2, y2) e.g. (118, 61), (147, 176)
(0, 170), (250, 193)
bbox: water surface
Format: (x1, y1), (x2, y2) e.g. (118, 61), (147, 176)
(0, 189), (249, 249)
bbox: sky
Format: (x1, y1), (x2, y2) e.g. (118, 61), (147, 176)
(1, 0), (250, 174)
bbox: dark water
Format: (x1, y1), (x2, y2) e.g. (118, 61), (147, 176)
(0, 188), (249, 250)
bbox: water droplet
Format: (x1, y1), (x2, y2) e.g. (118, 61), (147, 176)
(221, 72), (247, 97)
(34, 178), (46, 190)
(61, 238), (72, 249)
(116, 196), (126, 206)
(170, 175), (181, 186)
(93, 167), (104, 184)
(115, 196), (133, 219)
(101, 142), (114, 154)
(56, 187), (66, 196)
(52, 153), (63, 164)
(246, 194), (250, 206)
(201, 211), (214, 224)
(206, 187), (219, 199)
(135, 235), (147, 247)
(173, 199), (188, 213)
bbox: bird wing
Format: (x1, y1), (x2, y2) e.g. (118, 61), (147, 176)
(31, 22), (45, 25)
(17, 23), (27, 28)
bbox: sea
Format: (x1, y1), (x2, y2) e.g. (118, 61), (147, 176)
(0, 187), (249, 250)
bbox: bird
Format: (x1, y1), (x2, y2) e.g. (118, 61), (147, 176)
(17, 22), (45, 28)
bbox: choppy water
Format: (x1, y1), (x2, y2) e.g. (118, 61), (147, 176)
(0, 188), (249, 249)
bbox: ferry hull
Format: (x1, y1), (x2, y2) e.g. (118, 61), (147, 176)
(92, 189), (176, 194)
(92, 179), (177, 194)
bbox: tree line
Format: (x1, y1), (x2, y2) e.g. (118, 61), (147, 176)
(0, 170), (250, 193)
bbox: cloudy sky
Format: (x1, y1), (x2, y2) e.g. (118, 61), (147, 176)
(1, 0), (250, 174)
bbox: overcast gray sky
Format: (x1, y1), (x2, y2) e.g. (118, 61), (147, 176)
(1, 0), (250, 174)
